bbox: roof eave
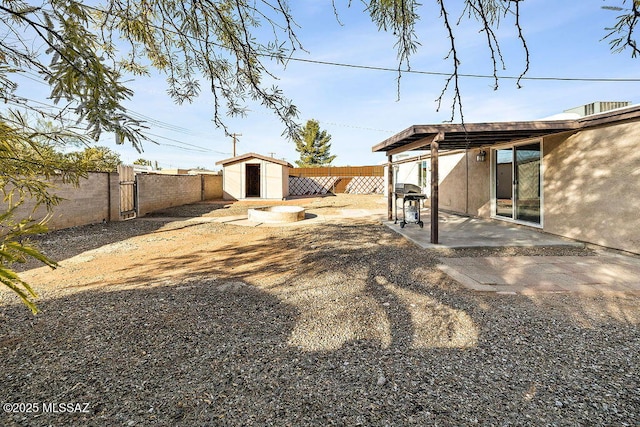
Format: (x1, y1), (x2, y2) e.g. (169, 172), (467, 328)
(216, 152), (293, 167)
(374, 104), (640, 155)
(372, 120), (581, 154)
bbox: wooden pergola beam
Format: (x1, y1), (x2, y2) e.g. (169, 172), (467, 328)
(430, 132), (445, 244)
(386, 135), (436, 156)
(387, 155), (393, 220)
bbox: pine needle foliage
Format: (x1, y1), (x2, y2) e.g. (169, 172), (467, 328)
(0, 115), (86, 313)
(294, 120), (336, 167)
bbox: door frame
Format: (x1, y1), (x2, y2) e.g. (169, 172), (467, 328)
(490, 139), (544, 228)
(245, 163), (261, 198)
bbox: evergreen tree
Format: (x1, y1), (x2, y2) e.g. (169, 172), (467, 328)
(133, 158), (152, 167)
(294, 120), (336, 167)
(66, 147), (122, 172)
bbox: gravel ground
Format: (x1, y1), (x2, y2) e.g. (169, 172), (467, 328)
(1, 195), (639, 426)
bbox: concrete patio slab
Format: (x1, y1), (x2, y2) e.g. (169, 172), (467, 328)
(382, 210), (640, 294)
(384, 210), (584, 249)
(438, 254), (640, 295)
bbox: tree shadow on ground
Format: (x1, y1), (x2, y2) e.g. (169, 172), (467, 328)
(144, 200), (236, 218)
(1, 266), (639, 426)
(4, 215), (640, 425)
(13, 220), (171, 272)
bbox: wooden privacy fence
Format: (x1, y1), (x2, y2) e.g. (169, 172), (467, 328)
(289, 166), (384, 196)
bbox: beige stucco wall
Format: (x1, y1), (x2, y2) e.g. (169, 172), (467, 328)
(221, 158), (288, 200)
(433, 123), (640, 253)
(543, 120), (640, 253)
(439, 152), (467, 212)
(468, 150), (492, 217)
(3, 171), (223, 231)
(438, 150), (491, 216)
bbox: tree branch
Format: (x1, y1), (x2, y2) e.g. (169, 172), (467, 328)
(435, 0), (463, 123)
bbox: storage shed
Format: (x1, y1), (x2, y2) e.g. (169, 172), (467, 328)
(216, 153), (292, 200)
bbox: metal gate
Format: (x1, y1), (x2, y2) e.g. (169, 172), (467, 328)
(117, 165), (137, 220)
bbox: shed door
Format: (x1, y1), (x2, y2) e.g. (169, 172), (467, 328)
(246, 164), (261, 197)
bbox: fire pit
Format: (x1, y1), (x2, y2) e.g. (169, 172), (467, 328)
(248, 206), (306, 223)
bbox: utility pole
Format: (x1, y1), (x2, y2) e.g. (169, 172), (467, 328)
(231, 133), (242, 157)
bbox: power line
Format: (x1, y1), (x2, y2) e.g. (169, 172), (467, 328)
(281, 56), (640, 83)
(317, 120), (395, 134)
(146, 131), (229, 155)
(2, 93), (228, 154)
(7, 5), (640, 151)
(245, 108), (396, 133)
(13, 70), (203, 137)
(7, 72), (227, 154)
(18, 70), (396, 137)
(79, 3), (640, 84)
(128, 110), (195, 135)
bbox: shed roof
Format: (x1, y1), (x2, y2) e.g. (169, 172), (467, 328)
(372, 104), (640, 155)
(216, 152), (293, 168)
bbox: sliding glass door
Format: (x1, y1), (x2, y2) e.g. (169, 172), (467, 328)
(515, 143), (541, 223)
(495, 148), (513, 218)
(493, 143), (541, 225)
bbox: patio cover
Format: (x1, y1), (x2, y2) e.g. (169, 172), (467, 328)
(372, 106), (640, 244)
(372, 120), (579, 155)
(372, 120), (580, 244)
(373, 105), (640, 155)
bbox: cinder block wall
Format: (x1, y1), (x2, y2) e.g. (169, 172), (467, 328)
(3, 172), (116, 231)
(202, 175), (223, 200)
(136, 174), (202, 216)
(3, 172), (221, 231)
(109, 173), (121, 221)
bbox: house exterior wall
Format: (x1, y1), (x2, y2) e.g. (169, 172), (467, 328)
(395, 161), (422, 188)
(438, 152), (467, 213)
(136, 174), (202, 216)
(543, 120), (640, 253)
(468, 151), (492, 217)
(423, 120), (640, 253)
(429, 151), (491, 216)
(386, 151), (491, 216)
(384, 156), (427, 199)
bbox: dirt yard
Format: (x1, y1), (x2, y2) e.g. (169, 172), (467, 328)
(1, 194), (639, 426)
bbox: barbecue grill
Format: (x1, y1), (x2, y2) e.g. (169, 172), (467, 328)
(393, 183), (427, 228)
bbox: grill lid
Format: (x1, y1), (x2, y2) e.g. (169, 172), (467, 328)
(394, 183), (422, 194)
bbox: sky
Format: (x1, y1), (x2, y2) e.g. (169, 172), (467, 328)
(14, 1), (640, 169)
